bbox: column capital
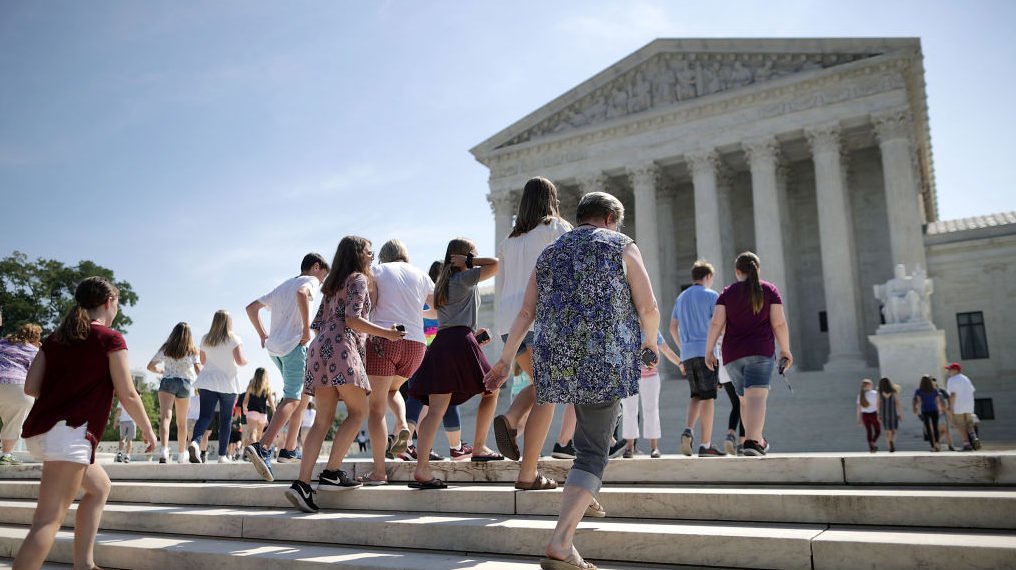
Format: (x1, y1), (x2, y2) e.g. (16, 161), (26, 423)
(872, 108), (914, 145)
(686, 149), (720, 176)
(576, 172), (609, 194)
(486, 190), (516, 215)
(742, 136), (781, 167)
(627, 162), (660, 190)
(805, 122), (842, 155)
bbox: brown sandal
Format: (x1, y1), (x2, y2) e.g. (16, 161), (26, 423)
(493, 415), (520, 460)
(514, 471), (558, 490)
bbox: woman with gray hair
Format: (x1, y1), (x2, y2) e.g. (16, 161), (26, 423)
(362, 238), (436, 484)
(485, 191), (660, 570)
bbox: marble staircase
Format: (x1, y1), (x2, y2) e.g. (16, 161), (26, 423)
(0, 452), (1014, 569)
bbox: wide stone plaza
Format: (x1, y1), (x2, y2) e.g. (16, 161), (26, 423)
(3, 36), (1015, 570)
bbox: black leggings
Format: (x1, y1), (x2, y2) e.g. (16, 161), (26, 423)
(921, 411), (940, 447)
(723, 382), (745, 437)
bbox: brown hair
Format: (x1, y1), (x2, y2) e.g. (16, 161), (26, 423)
(246, 367), (271, 398)
(160, 322), (199, 359)
(428, 260), (442, 283)
(434, 238), (476, 308)
(691, 260), (715, 282)
(509, 177), (562, 238)
(203, 310), (234, 347)
(321, 236), (372, 298)
(54, 277), (119, 344)
(576, 191), (624, 227)
(878, 377), (899, 395)
(5, 323), (42, 347)
(859, 378), (873, 408)
(300, 252), (330, 273)
(918, 375), (935, 394)
(735, 252), (764, 314)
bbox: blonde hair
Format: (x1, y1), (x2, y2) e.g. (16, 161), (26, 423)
(379, 239), (410, 263)
(160, 322), (199, 359)
(246, 368), (271, 398)
(5, 323), (42, 347)
(203, 310), (234, 347)
(859, 378), (873, 409)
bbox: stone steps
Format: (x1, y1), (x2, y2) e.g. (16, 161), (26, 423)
(2, 480), (1014, 529)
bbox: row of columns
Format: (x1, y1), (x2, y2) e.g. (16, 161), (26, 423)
(489, 108), (926, 370)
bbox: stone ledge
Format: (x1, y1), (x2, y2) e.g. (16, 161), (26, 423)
(812, 526), (1016, 570)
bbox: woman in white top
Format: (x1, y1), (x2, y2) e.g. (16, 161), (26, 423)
(491, 176), (574, 490)
(856, 378), (881, 453)
(147, 322), (201, 464)
(188, 310), (247, 463)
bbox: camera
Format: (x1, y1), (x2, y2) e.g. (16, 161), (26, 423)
(640, 347), (658, 367)
(394, 324), (406, 333)
(474, 329), (491, 344)
(778, 357), (789, 375)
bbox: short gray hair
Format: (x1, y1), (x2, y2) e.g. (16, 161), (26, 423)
(576, 191), (624, 227)
(379, 239), (409, 263)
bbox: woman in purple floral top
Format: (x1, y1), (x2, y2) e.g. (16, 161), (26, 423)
(284, 236), (405, 514)
(0, 323), (42, 465)
(485, 191), (660, 570)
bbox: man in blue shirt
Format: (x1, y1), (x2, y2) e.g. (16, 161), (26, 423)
(670, 260), (726, 457)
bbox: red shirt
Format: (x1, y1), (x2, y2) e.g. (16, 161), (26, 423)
(716, 280), (783, 365)
(21, 323), (127, 463)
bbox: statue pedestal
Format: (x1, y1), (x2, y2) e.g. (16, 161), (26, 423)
(868, 328), (946, 385)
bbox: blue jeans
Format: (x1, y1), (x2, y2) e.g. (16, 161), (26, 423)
(725, 355), (775, 397)
(191, 390), (237, 456)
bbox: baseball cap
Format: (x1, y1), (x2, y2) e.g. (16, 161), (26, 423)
(944, 362), (962, 371)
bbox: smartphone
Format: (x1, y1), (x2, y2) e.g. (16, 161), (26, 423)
(778, 357), (789, 375)
(474, 329), (491, 343)
(394, 324), (406, 333)
(640, 347), (658, 367)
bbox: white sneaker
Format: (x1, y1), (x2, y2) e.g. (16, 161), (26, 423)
(218, 456), (233, 464)
(159, 447), (170, 464)
(187, 441), (201, 463)
(177, 454), (187, 464)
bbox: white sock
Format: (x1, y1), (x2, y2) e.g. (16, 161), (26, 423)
(701, 442), (711, 449)
(451, 443), (462, 451)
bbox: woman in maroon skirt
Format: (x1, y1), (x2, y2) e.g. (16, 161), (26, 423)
(409, 237), (501, 488)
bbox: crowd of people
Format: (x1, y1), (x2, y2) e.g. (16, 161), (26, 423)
(0, 176), (989, 570)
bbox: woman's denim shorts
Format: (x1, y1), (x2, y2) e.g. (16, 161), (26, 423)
(724, 355), (775, 397)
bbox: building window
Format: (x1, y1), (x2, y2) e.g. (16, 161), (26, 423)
(819, 311), (828, 333)
(956, 312), (989, 360)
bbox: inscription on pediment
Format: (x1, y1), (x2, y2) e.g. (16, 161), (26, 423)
(500, 52), (879, 148)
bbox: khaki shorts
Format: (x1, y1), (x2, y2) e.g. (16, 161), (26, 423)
(952, 412), (974, 434)
(0, 383), (34, 441)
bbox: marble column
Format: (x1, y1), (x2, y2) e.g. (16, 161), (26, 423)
(687, 149), (727, 287)
(873, 108), (928, 272)
(629, 163), (663, 298)
(657, 187), (678, 307)
(743, 136), (789, 295)
(805, 124), (866, 370)
(489, 189), (516, 336)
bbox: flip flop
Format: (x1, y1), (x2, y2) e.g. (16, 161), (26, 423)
(515, 472), (558, 490)
(493, 415), (520, 460)
(539, 556), (597, 570)
(471, 451), (505, 462)
(408, 478), (448, 490)
(356, 474), (388, 486)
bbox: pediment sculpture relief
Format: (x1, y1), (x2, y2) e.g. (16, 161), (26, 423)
(500, 52), (877, 148)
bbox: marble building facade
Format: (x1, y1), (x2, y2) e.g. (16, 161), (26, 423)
(471, 38), (1015, 397)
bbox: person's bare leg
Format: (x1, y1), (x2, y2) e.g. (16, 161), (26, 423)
(157, 391), (174, 454)
(73, 463), (111, 569)
(742, 388), (768, 442)
(260, 397), (300, 447)
(388, 390), (408, 433)
(699, 399), (715, 448)
(283, 394), (311, 451)
(685, 398), (701, 431)
(557, 404), (576, 445)
(518, 402), (555, 483)
(297, 390), (338, 484)
(174, 397), (189, 455)
(545, 484), (594, 566)
(2, 439), (15, 454)
(13, 461), (85, 570)
(367, 375), (394, 480)
(413, 394), (450, 483)
(324, 385), (368, 471)
(473, 389), (500, 453)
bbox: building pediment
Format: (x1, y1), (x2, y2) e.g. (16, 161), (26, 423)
(472, 38), (920, 156)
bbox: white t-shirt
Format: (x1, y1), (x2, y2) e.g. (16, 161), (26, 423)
(186, 394), (201, 420)
(258, 275), (320, 357)
(496, 217), (572, 335)
(371, 262), (434, 345)
(151, 349), (199, 381)
(857, 389), (878, 413)
(301, 408), (316, 428)
(117, 401), (132, 422)
(194, 334), (243, 394)
(947, 373), (976, 414)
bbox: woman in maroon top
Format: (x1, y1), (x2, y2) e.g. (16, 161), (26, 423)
(15, 277), (156, 570)
(704, 252), (793, 457)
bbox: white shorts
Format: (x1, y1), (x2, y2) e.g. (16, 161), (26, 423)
(26, 420), (93, 465)
(246, 411), (268, 424)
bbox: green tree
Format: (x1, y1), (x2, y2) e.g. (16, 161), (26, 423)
(0, 251), (138, 335)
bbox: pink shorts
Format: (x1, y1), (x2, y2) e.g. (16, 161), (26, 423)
(246, 411), (268, 424)
(365, 338), (426, 378)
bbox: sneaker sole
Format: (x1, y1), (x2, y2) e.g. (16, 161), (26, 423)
(284, 488), (318, 513)
(316, 483), (362, 492)
(742, 448), (765, 457)
(680, 434), (693, 457)
(550, 453), (576, 460)
(724, 439), (736, 456)
(276, 457), (300, 464)
(390, 429), (412, 455)
(188, 444), (201, 464)
(493, 415), (520, 461)
(244, 446), (275, 482)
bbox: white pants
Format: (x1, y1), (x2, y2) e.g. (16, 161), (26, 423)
(0, 383), (34, 441)
(621, 371), (661, 440)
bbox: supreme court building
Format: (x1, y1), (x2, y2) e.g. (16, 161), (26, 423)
(471, 38), (1016, 398)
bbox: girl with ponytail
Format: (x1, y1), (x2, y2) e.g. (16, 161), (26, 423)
(17, 277), (156, 569)
(856, 378), (881, 452)
(704, 252), (793, 457)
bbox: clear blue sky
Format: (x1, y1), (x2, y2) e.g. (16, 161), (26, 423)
(2, 1), (1013, 393)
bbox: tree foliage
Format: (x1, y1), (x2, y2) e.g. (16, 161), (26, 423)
(0, 251), (138, 335)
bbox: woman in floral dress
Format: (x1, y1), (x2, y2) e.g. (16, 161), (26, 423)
(284, 236), (405, 513)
